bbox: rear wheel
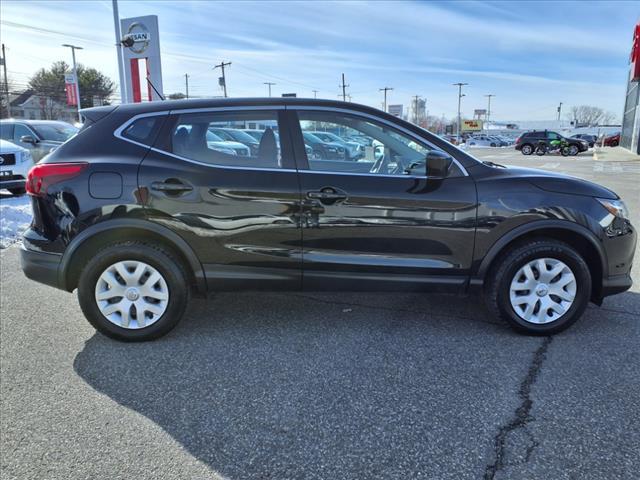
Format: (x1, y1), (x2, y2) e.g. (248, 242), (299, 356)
(77, 241), (190, 341)
(521, 144), (533, 155)
(484, 239), (591, 334)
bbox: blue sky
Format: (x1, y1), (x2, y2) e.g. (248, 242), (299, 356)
(1, 0), (638, 120)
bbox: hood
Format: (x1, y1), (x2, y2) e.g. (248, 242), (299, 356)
(498, 165), (618, 199)
(0, 139), (27, 153)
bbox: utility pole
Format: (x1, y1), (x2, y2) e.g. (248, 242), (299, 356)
(340, 73), (349, 102)
(484, 94), (495, 125)
(312, 90), (318, 99)
(379, 86), (393, 112)
(62, 44), (83, 121)
(112, 0), (127, 104)
(412, 95), (421, 124)
(452, 82), (468, 144)
(263, 82), (275, 97)
(1, 44), (9, 118)
(214, 61), (231, 97)
(557, 102), (563, 121)
(184, 73), (189, 99)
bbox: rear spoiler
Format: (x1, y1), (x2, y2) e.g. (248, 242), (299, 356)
(79, 105), (118, 127)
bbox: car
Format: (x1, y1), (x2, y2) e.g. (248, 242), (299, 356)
(603, 132), (620, 147)
(571, 134), (597, 148)
(467, 135), (499, 147)
(0, 139), (33, 195)
(302, 131), (346, 160)
(515, 130), (588, 156)
(307, 131), (364, 159)
(20, 97), (635, 341)
(0, 119), (79, 161)
(208, 127), (260, 155)
(173, 126), (251, 157)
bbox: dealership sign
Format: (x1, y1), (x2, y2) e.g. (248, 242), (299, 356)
(461, 119), (483, 132)
(631, 21), (640, 82)
(388, 104), (403, 117)
(64, 73), (77, 106)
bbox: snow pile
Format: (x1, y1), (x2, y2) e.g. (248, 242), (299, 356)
(0, 195), (32, 248)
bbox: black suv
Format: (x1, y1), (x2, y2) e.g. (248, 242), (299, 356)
(515, 130), (589, 156)
(20, 98), (635, 341)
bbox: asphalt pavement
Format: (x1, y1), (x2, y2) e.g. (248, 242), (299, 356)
(1, 147), (639, 479)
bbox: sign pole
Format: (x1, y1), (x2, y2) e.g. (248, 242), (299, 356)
(62, 44), (83, 121)
(112, 0), (127, 104)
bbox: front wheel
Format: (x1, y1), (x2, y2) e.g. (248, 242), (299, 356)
(568, 145), (579, 156)
(484, 239), (591, 334)
(77, 241), (190, 341)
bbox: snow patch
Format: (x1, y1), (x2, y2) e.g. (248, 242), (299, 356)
(0, 194), (33, 248)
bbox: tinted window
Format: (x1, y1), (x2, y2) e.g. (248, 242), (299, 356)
(122, 116), (164, 146)
(32, 123), (78, 142)
(14, 124), (34, 142)
(297, 110), (448, 177)
(0, 123), (13, 140)
(170, 111), (282, 168)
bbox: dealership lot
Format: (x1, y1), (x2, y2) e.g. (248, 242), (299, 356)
(1, 149), (639, 479)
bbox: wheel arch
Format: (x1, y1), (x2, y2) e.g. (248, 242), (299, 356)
(59, 219), (207, 294)
(474, 221), (607, 302)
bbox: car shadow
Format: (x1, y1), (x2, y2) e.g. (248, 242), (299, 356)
(72, 290), (638, 479)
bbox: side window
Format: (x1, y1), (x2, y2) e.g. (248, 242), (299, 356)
(297, 110), (446, 177)
(0, 123), (13, 140)
(170, 111), (282, 168)
(122, 116), (164, 146)
(547, 132), (560, 140)
(14, 124), (33, 142)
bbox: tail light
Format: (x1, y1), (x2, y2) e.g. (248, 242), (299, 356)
(26, 162), (88, 196)
(515, 136), (522, 144)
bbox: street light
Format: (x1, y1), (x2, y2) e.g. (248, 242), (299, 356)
(484, 94), (495, 126)
(62, 44), (83, 121)
(452, 82), (468, 143)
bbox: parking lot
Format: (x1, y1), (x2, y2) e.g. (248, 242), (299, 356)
(1, 147), (639, 480)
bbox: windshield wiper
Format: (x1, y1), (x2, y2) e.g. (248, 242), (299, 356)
(482, 160), (506, 168)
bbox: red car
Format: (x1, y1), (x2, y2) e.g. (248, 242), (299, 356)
(603, 132), (620, 147)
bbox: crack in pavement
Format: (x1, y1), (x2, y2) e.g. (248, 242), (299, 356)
(484, 336), (553, 480)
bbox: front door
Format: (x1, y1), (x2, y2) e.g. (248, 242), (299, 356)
(288, 108), (477, 291)
(138, 108), (303, 290)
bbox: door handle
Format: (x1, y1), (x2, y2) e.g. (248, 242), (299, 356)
(151, 181), (193, 193)
(306, 188), (347, 203)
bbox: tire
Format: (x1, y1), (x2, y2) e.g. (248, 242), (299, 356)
(568, 145), (579, 156)
(8, 187), (26, 195)
(561, 146), (570, 157)
(535, 146), (546, 156)
(490, 143), (496, 147)
(611, 141), (618, 147)
(521, 144), (533, 155)
(484, 239), (591, 335)
(77, 241), (190, 341)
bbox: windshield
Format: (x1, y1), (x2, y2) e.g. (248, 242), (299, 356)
(33, 123), (78, 142)
(206, 131), (225, 142)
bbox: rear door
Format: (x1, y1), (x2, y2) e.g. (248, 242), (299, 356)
(287, 107), (477, 291)
(137, 107), (303, 290)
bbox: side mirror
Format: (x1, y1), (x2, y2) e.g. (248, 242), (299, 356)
(426, 150), (453, 179)
(20, 135), (37, 145)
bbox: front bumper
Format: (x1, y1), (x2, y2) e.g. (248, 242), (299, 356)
(20, 245), (63, 290)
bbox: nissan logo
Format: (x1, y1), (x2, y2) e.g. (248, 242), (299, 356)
(123, 22), (150, 54)
(0, 157), (4, 165)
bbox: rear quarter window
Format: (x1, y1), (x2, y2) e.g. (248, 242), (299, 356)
(121, 115), (165, 146)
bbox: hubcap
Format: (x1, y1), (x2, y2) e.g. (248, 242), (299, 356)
(94, 260), (169, 329)
(509, 258), (577, 324)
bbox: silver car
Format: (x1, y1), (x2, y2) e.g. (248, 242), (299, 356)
(0, 120), (79, 161)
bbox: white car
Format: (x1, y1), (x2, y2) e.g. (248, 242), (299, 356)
(0, 139), (33, 195)
(467, 135), (499, 147)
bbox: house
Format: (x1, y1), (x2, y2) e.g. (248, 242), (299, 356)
(9, 90), (76, 122)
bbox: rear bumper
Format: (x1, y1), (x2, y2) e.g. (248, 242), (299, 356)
(20, 245), (63, 290)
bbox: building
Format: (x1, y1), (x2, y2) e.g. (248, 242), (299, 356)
(9, 90), (76, 122)
(621, 21), (640, 155)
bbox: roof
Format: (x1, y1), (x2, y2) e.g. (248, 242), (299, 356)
(0, 119), (75, 126)
(9, 90), (35, 107)
(82, 97), (389, 119)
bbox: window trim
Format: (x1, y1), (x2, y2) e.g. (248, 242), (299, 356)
(287, 106), (469, 177)
(115, 106), (296, 173)
(14, 123), (38, 142)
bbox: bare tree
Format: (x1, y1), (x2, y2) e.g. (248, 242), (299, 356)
(567, 105), (617, 126)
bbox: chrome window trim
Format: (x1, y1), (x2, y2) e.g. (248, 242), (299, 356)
(287, 105), (469, 177)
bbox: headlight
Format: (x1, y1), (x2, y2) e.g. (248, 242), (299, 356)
(596, 198), (629, 220)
